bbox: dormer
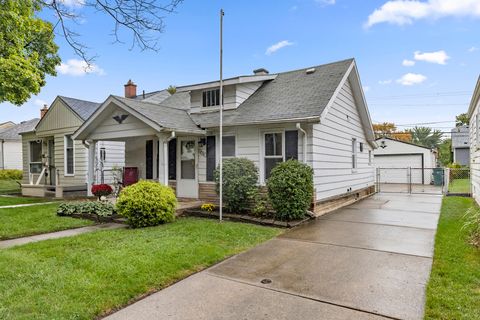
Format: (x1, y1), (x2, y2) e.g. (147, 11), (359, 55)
(178, 70), (277, 113)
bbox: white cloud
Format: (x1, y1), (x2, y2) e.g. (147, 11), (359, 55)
(365, 0), (480, 28)
(56, 59), (105, 76)
(34, 99), (47, 107)
(379, 79), (392, 85)
(402, 59), (415, 66)
(363, 86), (371, 92)
(414, 50), (450, 64)
(396, 73), (427, 86)
(315, 0), (336, 6)
(265, 40), (294, 55)
(468, 46), (479, 52)
(58, 0), (85, 7)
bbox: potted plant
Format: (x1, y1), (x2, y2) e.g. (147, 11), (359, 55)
(91, 184), (113, 201)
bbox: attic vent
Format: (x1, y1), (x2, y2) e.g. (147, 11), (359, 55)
(306, 68), (316, 74)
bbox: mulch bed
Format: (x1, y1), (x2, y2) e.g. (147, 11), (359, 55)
(182, 208), (311, 228)
(69, 213), (127, 224)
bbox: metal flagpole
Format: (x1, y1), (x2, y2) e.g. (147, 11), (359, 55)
(219, 8), (224, 222)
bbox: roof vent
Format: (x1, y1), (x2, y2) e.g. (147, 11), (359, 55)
(253, 68), (269, 75)
(306, 68), (316, 74)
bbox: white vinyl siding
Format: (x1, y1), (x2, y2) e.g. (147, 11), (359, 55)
(1, 141), (23, 170)
(470, 98), (480, 204)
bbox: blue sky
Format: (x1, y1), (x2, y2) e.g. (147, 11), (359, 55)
(1, 0), (479, 133)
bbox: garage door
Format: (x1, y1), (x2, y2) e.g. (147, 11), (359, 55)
(374, 154), (425, 184)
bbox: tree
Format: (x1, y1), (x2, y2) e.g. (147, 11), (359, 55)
(408, 126), (443, 149)
(0, 0), (60, 105)
(1, 0), (182, 105)
(372, 122), (412, 142)
(455, 113), (469, 127)
(438, 138), (452, 166)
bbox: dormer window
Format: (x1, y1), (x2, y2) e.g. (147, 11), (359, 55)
(202, 88), (220, 107)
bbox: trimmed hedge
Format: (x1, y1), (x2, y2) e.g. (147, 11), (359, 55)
(0, 169), (22, 180)
(214, 158), (258, 213)
(57, 201), (115, 217)
(267, 160), (313, 221)
(116, 180), (177, 228)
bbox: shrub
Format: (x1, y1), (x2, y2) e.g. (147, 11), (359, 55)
(464, 206), (480, 247)
(214, 158), (258, 213)
(0, 169), (22, 180)
(251, 191), (271, 217)
(267, 159), (313, 221)
(116, 180), (177, 228)
(91, 184), (113, 198)
(57, 201), (115, 217)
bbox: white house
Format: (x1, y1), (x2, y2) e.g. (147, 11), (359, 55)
(73, 58), (377, 212)
(20, 97), (125, 198)
(0, 119), (39, 170)
(373, 137), (437, 185)
(468, 76), (480, 204)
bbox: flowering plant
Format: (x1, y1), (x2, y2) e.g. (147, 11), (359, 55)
(91, 184), (113, 199)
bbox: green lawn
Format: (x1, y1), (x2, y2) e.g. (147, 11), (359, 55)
(0, 196), (52, 206)
(0, 218), (280, 319)
(448, 178), (471, 194)
(0, 180), (21, 194)
(425, 197), (480, 320)
(0, 203), (93, 240)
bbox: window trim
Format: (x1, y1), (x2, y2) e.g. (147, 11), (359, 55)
(202, 88), (221, 107)
(262, 131), (285, 182)
(28, 140), (43, 174)
(352, 138), (357, 171)
(64, 135), (75, 177)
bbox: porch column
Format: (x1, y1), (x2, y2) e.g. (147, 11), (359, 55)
(87, 140), (96, 196)
(156, 134), (167, 185)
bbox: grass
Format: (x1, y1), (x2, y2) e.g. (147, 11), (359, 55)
(0, 196), (53, 206)
(0, 203), (94, 240)
(0, 218), (281, 319)
(448, 178), (471, 194)
(425, 197), (480, 320)
(0, 180), (21, 194)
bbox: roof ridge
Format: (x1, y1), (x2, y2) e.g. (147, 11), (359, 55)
(114, 95), (188, 112)
(58, 95), (100, 104)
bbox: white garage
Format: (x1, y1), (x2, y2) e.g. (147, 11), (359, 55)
(374, 138), (438, 185)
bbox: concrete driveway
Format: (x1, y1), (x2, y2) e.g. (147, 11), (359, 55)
(105, 193), (442, 320)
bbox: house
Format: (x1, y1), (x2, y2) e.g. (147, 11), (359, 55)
(20, 97), (125, 198)
(0, 119), (39, 170)
(467, 76), (480, 204)
(73, 58), (377, 212)
(451, 125), (470, 166)
(0, 121), (15, 131)
(373, 137), (437, 184)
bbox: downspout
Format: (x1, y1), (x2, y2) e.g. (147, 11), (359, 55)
(296, 123), (307, 163)
(0, 139), (4, 170)
(164, 132), (175, 185)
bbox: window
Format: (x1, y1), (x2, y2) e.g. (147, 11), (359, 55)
(100, 148), (106, 162)
(359, 142), (364, 152)
(264, 133), (283, 179)
(368, 150), (372, 166)
(352, 138), (357, 169)
(222, 136), (236, 158)
(202, 88), (220, 107)
(29, 141), (42, 173)
(64, 135), (74, 175)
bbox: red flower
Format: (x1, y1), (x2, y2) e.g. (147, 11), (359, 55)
(91, 184), (113, 197)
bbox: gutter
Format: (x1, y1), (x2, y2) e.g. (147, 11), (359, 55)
(296, 123), (307, 163)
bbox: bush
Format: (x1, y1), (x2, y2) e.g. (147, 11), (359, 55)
(57, 201), (115, 217)
(0, 169), (22, 180)
(91, 184), (113, 198)
(267, 159), (313, 221)
(116, 180), (177, 228)
(464, 206), (480, 247)
(214, 158), (258, 213)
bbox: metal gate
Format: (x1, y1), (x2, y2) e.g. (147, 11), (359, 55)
(376, 167), (446, 195)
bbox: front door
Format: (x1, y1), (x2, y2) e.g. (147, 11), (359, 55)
(47, 139), (55, 185)
(176, 138), (198, 198)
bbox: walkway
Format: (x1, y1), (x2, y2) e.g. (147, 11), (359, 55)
(105, 193), (442, 320)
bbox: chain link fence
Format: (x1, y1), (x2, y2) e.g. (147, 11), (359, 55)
(445, 167), (471, 196)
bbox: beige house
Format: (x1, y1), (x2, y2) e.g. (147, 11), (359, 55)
(73, 59), (377, 211)
(20, 97), (124, 197)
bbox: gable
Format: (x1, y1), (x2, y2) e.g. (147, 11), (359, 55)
(36, 99), (83, 134)
(374, 139), (432, 155)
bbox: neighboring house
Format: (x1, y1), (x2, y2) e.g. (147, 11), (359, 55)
(0, 121), (15, 131)
(0, 119), (39, 170)
(468, 76), (480, 204)
(373, 137), (437, 184)
(451, 125), (470, 166)
(20, 97), (125, 198)
(73, 58), (377, 211)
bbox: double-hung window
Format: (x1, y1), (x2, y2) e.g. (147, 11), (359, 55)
(264, 133), (283, 180)
(352, 138), (357, 169)
(202, 88), (220, 107)
(29, 141), (42, 174)
(64, 135), (74, 176)
(222, 135), (236, 158)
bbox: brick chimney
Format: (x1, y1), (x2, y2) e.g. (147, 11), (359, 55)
(40, 104), (48, 118)
(124, 79), (137, 98)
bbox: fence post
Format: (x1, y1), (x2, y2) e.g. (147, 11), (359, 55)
(444, 168), (450, 195)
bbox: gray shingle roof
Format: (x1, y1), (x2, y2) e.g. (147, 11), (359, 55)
(59, 96), (101, 120)
(0, 118), (40, 140)
(113, 96), (202, 134)
(191, 59), (353, 127)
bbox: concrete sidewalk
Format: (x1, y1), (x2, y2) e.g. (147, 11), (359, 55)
(105, 193), (441, 320)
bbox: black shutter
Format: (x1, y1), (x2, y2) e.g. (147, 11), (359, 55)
(168, 138), (176, 180)
(145, 140), (153, 179)
(285, 130), (298, 160)
(206, 136), (216, 181)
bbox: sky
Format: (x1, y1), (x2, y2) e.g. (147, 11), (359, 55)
(1, 0), (480, 134)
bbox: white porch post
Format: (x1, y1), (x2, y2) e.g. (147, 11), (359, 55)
(156, 134), (167, 185)
(87, 140), (96, 196)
